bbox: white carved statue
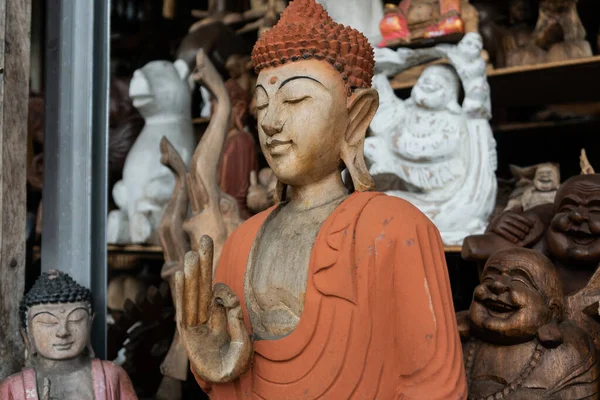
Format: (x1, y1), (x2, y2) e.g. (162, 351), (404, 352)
(108, 60), (196, 244)
(365, 33), (497, 246)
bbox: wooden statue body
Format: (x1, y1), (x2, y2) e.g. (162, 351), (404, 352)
(246, 196), (345, 339)
(174, 2), (466, 398)
(460, 249), (599, 399)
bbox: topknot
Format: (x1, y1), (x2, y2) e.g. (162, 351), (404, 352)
(20, 270), (92, 328)
(251, 0), (375, 96)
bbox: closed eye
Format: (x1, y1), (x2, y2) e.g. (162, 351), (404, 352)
(284, 96), (310, 105)
(256, 103), (269, 111)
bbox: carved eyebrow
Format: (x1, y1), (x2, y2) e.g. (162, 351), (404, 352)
(279, 76), (323, 89)
(67, 307), (89, 318)
(32, 311), (58, 320)
(483, 265), (502, 276)
(509, 267), (539, 290)
(558, 196), (581, 207)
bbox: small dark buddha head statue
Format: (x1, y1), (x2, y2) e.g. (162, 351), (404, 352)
(469, 248), (564, 347)
(20, 270), (94, 363)
(546, 174), (600, 267)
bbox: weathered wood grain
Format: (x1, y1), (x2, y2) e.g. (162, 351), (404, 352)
(0, 0), (31, 380)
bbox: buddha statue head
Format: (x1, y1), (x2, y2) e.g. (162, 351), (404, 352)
(251, 0), (378, 193)
(411, 65), (461, 113)
(20, 270), (94, 362)
(533, 163), (561, 192)
(457, 32), (483, 60)
(546, 174), (600, 267)
(469, 248), (564, 346)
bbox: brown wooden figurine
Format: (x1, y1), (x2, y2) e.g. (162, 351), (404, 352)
(459, 248), (599, 399)
(463, 158), (600, 348)
(174, 0), (467, 398)
(0, 270), (138, 400)
(155, 50), (245, 400)
(505, 162), (561, 211)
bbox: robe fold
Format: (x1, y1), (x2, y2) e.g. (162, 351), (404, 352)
(194, 191), (467, 399)
(0, 360), (137, 400)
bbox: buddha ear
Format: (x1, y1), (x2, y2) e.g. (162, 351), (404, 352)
(345, 88), (379, 147)
(537, 299), (563, 349)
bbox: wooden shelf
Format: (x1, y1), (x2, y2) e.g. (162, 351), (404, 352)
(391, 55), (600, 107)
(107, 244), (163, 254)
(444, 246), (462, 253)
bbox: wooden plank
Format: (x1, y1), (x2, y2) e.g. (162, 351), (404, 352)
(391, 55), (600, 106)
(0, 0), (31, 380)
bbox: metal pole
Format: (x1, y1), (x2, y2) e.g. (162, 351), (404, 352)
(42, 0), (110, 359)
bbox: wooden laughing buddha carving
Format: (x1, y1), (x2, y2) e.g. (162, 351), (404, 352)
(459, 248), (599, 399)
(0, 270), (137, 400)
(174, 0), (466, 399)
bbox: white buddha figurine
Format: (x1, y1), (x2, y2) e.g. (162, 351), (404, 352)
(365, 33), (497, 246)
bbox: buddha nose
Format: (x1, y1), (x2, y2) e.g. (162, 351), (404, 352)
(56, 321), (71, 338)
(260, 110), (283, 137)
(569, 209), (587, 224)
(488, 280), (509, 295)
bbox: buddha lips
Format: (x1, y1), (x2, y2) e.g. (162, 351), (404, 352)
(251, 0), (375, 95)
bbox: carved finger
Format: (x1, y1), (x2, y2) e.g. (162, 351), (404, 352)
(208, 283), (239, 334)
(503, 223), (527, 239)
(227, 306), (249, 344)
(509, 213), (534, 228)
(505, 217), (531, 234)
(249, 170), (258, 187)
(174, 271), (186, 329)
(198, 235), (215, 324)
(208, 301), (228, 334)
(184, 251), (201, 326)
(498, 226), (522, 242)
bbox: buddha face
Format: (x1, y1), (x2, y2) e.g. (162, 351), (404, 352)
(255, 60), (349, 186)
(533, 164), (560, 192)
(458, 33), (483, 59)
(547, 175), (600, 266)
(27, 301), (92, 360)
(469, 250), (560, 344)
(412, 67), (458, 111)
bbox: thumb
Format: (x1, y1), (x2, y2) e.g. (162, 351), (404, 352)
(249, 170), (258, 187)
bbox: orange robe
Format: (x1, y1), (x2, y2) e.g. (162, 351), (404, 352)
(195, 191), (467, 399)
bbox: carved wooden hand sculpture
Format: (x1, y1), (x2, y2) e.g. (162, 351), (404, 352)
(174, 236), (253, 383)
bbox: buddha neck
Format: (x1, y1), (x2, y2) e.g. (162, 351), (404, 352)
(31, 354), (90, 374)
(286, 171), (348, 212)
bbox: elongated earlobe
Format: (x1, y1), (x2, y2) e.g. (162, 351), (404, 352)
(342, 88), (379, 192)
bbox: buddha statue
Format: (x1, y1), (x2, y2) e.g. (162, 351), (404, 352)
(365, 33), (497, 246)
(505, 162), (561, 212)
(214, 78), (259, 220)
(459, 248), (599, 399)
(463, 172), (600, 348)
(173, 1), (466, 398)
(0, 270), (137, 400)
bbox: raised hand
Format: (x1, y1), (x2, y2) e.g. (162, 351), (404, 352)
(490, 208), (536, 244)
(174, 236), (253, 383)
